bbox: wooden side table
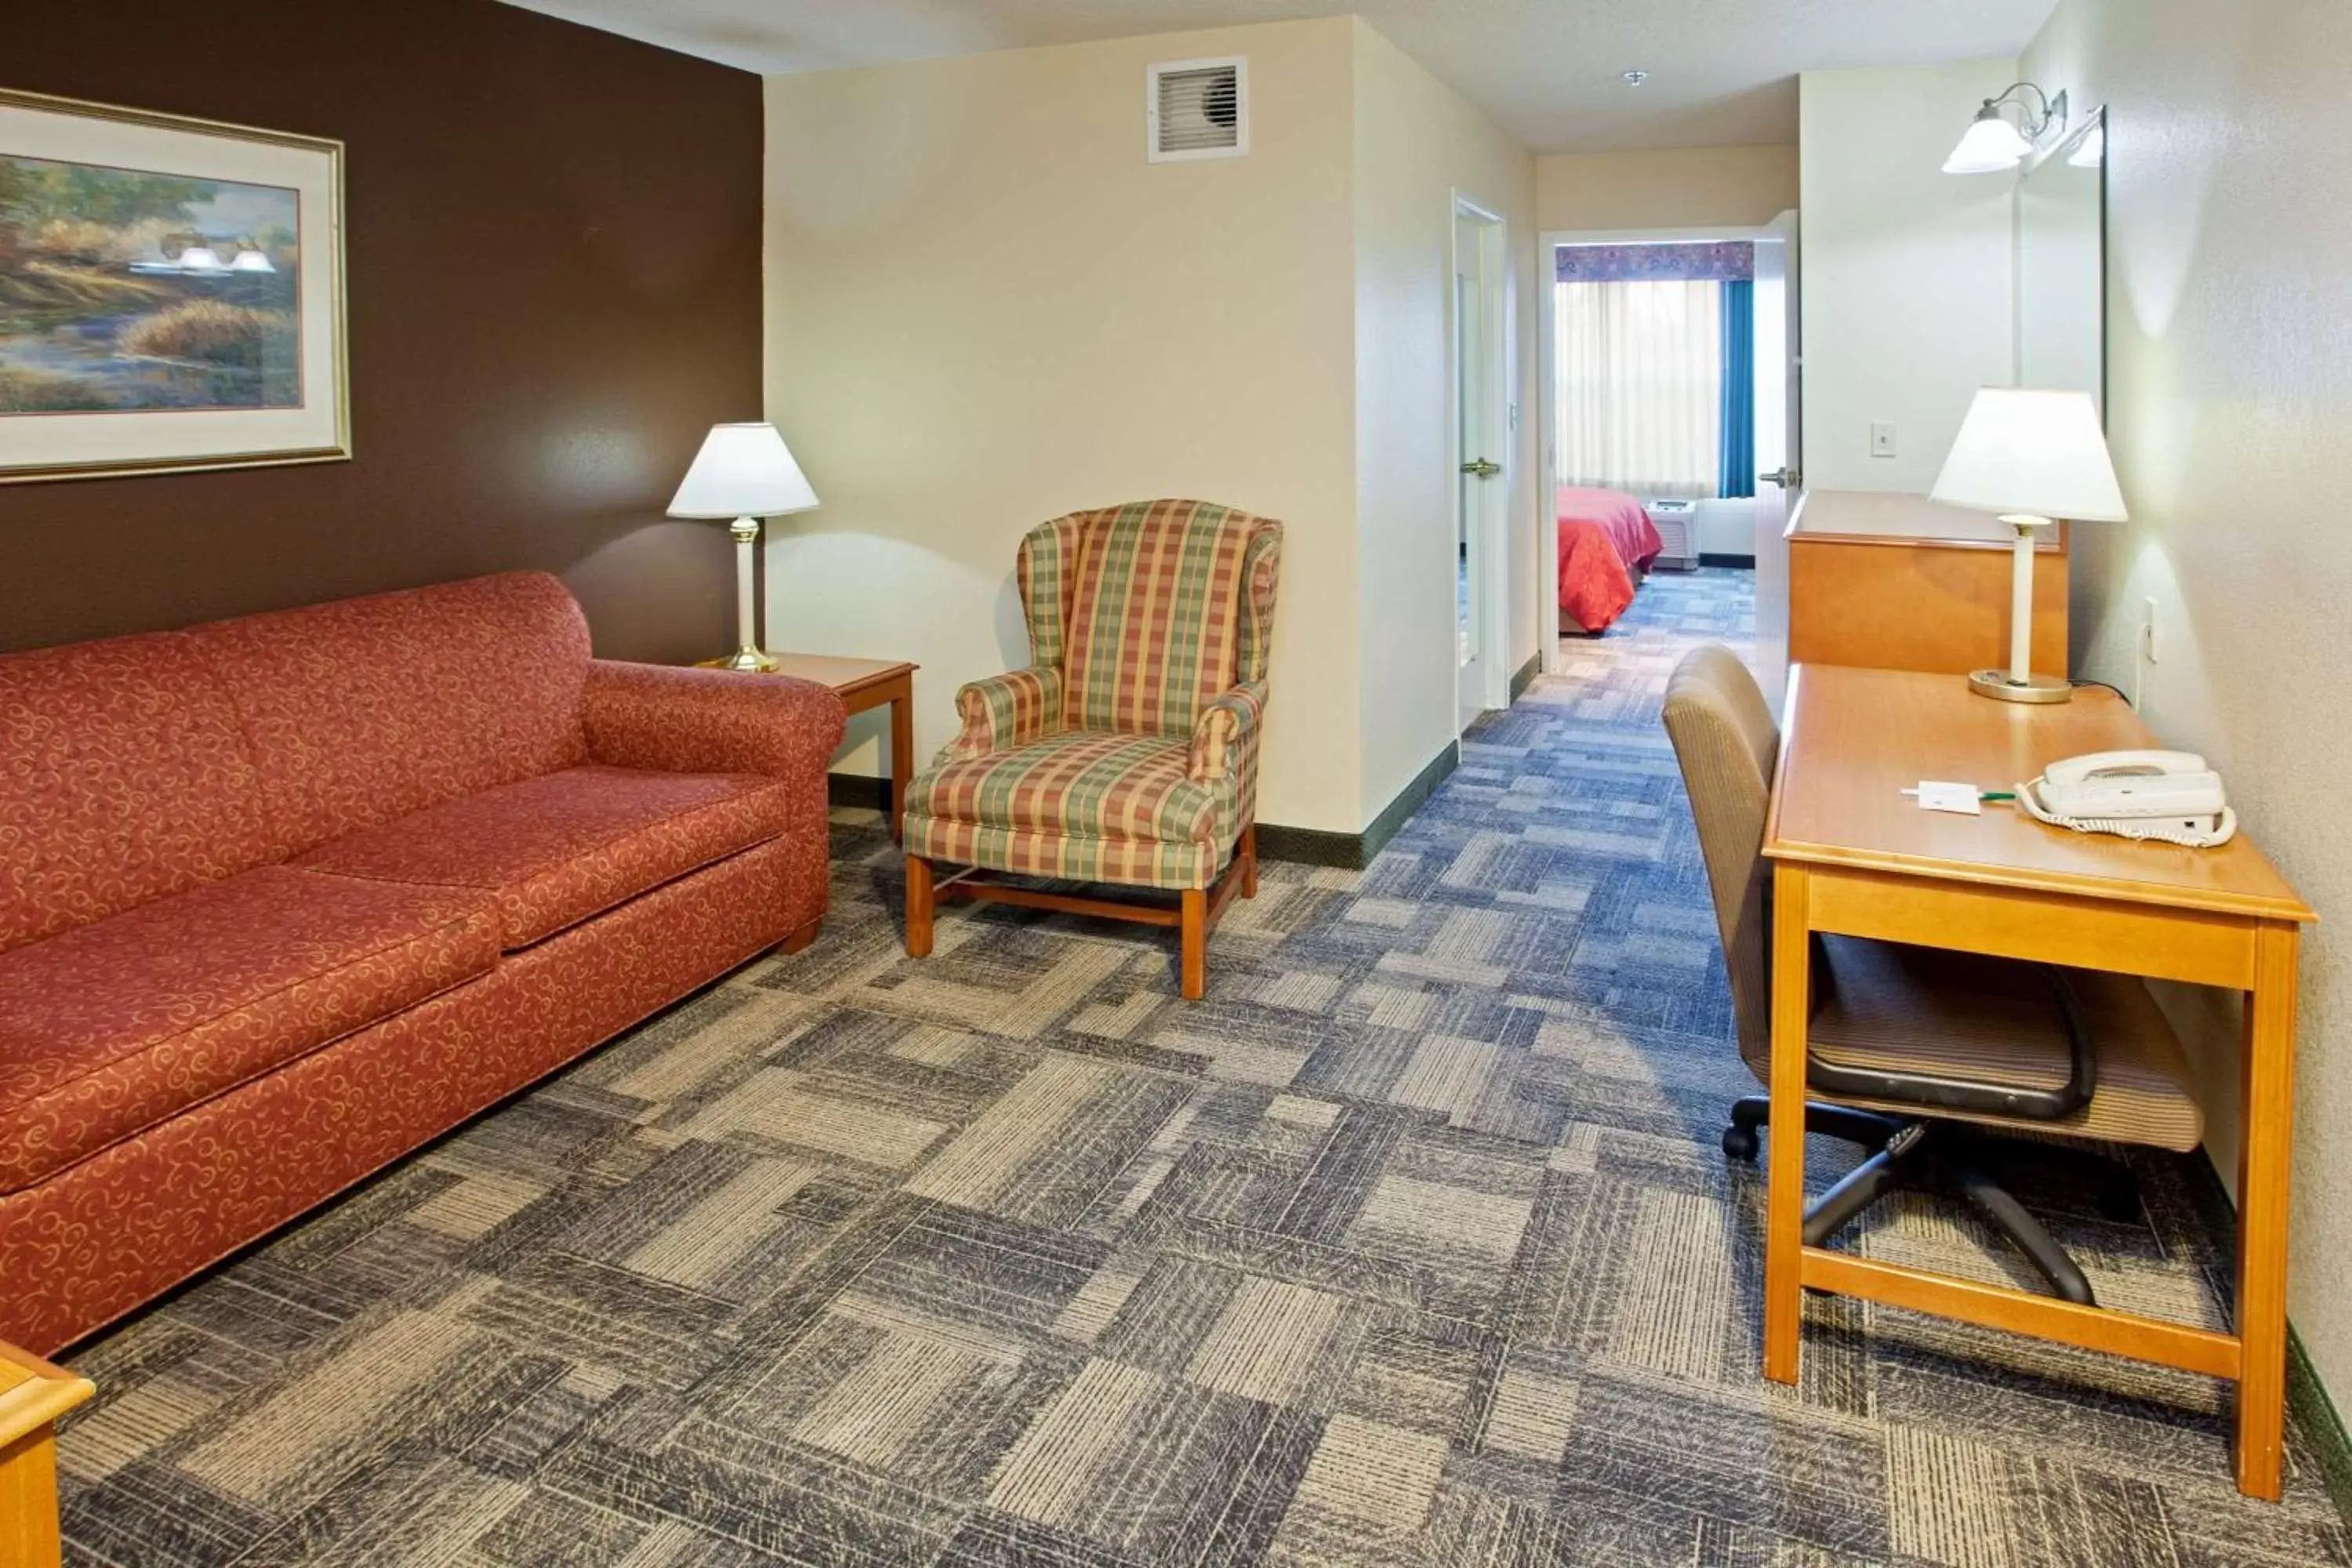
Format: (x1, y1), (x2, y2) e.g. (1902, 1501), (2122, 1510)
(0, 1341), (92, 1566)
(697, 654), (918, 840)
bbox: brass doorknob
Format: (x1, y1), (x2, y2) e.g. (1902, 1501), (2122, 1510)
(1461, 458), (1501, 477)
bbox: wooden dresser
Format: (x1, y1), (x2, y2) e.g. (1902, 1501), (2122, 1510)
(1788, 515), (2068, 677)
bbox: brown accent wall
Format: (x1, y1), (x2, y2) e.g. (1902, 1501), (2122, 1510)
(3, 1), (762, 662)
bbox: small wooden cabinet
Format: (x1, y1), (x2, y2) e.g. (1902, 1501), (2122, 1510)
(1788, 529), (2067, 677)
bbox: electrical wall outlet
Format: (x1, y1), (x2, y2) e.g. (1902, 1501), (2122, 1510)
(2140, 597), (2159, 664)
(1870, 421), (1898, 458)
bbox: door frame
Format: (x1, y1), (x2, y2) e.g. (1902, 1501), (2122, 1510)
(1536, 221), (1788, 671)
(1450, 191), (1510, 720)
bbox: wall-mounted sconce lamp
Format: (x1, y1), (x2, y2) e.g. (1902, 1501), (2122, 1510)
(1943, 82), (2068, 174)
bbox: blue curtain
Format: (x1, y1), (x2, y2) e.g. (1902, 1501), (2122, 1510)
(1719, 279), (1756, 499)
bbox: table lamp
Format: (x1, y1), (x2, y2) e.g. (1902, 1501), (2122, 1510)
(667, 422), (818, 672)
(1929, 388), (2126, 703)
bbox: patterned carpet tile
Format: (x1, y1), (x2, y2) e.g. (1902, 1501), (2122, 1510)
(52, 569), (2352, 1566)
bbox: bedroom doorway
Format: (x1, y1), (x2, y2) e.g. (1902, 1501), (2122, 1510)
(1536, 220), (1797, 675)
(1454, 196), (1508, 731)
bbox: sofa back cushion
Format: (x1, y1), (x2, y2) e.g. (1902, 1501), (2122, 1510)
(183, 572), (593, 858)
(0, 633), (275, 955)
(1059, 499), (1271, 738)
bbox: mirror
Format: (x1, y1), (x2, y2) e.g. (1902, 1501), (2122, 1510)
(2018, 106), (2107, 417)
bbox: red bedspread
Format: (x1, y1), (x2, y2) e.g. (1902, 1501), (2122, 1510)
(1556, 487), (1665, 633)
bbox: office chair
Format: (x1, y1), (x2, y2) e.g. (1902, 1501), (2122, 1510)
(1661, 645), (2204, 1305)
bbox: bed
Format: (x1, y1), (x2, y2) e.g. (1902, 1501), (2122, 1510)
(1557, 485), (1666, 633)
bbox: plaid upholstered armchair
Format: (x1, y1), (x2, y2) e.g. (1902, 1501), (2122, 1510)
(902, 499), (1283, 999)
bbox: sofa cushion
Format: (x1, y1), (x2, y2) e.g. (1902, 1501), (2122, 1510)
(181, 572), (593, 859)
(0, 867), (499, 1192)
(0, 631), (274, 956)
(295, 765), (795, 950)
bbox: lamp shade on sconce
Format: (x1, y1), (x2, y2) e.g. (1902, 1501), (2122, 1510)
(1943, 108), (2034, 173)
(666, 422), (818, 520)
(1932, 389), (2128, 524)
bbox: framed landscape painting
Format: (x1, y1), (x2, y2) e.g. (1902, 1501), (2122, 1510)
(0, 89), (346, 483)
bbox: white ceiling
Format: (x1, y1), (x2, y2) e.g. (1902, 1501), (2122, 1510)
(503, 0), (2056, 152)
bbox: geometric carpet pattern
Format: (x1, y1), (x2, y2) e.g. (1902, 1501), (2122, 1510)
(55, 570), (2350, 1566)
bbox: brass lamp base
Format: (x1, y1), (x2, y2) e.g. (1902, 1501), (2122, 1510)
(715, 645), (780, 673)
(1968, 669), (2072, 704)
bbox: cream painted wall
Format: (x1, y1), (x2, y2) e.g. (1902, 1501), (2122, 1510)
(763, 19), (1363, 832)
(1535, 144), (1798, 232)
(2023, 0), (2352, 1410)
(1798, 63), (2020, 494)
(763, 16), (1536, 838)
(1350, 20), (1538, 820)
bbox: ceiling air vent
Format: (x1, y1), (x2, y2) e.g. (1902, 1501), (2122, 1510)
(1148, 57), (1248, 162)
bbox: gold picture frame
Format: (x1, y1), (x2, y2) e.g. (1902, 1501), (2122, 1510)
(0, 88), (347, 484)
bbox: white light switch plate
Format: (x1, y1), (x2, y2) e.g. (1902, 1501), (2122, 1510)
(1870, 421), (1898, 458)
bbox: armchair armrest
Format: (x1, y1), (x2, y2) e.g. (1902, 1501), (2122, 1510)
(583, 662), (848, 782)
(947, 666), (1063, 760)
(1189, 681), (1266, 786)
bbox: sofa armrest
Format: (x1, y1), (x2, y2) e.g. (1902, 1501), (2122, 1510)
(583, 662), (848, 783)
(1189, 681), (1266, 786)
(946, 666), (1063, 760)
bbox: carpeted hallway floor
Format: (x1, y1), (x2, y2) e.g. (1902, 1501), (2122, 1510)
(56, 570), (2350, 1566)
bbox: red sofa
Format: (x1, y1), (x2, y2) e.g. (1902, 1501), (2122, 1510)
(0, 572), (845, 1354)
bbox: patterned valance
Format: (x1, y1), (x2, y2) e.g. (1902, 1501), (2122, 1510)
(1555, 241), (1754, 283)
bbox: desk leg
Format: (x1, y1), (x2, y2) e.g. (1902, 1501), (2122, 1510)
(1763, 862), (1811, 1385)
(2235, 920), (2299, 1501)
(887, 677), (913, 844)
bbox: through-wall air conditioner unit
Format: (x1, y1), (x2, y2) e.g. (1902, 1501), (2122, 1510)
(1148, 57), (1248, 162)
(1649, 499), (1700, 570)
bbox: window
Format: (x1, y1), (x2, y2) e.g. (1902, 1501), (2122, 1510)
(1555, 278), (1723, 499)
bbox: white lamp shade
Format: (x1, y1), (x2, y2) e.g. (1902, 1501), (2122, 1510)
(667, 422), (818, 519)
(1944, 111), (2033, 173)
(1931, 389), (2129, 523)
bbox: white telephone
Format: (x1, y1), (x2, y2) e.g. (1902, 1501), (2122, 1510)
(2017, 750), (2237, 848)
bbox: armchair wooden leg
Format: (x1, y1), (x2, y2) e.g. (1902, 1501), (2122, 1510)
(1180, 887), (1207, 1000)
(773, 917), (822, 957)
(1241, 824), (1258, 899)
(905, 855), (935, 958)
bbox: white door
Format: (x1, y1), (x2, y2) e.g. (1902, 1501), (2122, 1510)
(1454, 208), (1502, 728)
(1749, 208), (1802, 713)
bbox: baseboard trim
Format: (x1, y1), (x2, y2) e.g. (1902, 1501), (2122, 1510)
(828, 772), (890, 811)
(1250, 823), (1361, 869)
(1509, 652), (1542, 704)
(1257, 741), (1457, 872)
(2290, 1323), (2352, 1525)
(1699, 552), (1756, 568)
(2180, 1153), (2352, 1523)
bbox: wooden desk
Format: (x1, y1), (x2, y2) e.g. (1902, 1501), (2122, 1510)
(696, 654), (917, 840)
(0, 1341), (91, 1566)
(1762, 664), (2316, 1500)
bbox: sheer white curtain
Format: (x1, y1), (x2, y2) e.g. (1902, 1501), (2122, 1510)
(1555, 279), (1722, 499)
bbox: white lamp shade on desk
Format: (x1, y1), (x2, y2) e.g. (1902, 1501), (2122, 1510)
(667, 422), (818, 519)
(1930, 388), (2126, 705)
(1930, 389), (2128, 525)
